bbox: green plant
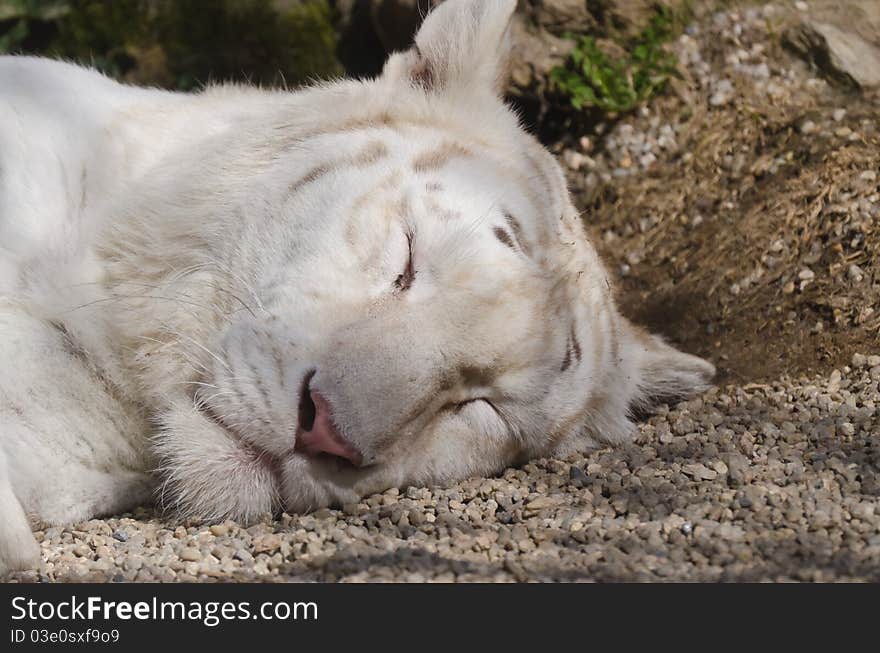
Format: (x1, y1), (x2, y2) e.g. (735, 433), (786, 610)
(551, 7), (680, 115)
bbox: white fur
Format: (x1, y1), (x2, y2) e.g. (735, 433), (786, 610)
(0, 0), (713, 574)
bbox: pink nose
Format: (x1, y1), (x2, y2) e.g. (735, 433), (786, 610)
(295, 391), (363, 466)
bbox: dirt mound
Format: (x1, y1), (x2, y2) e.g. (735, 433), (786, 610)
(559, 3), (879, 383)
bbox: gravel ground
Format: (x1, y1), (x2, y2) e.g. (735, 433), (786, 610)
(6, 356), (878, 583)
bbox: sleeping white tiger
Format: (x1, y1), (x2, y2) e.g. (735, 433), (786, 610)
(0, 0), (714, 574)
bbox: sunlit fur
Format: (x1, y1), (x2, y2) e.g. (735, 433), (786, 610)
(0, 0), (714, 573)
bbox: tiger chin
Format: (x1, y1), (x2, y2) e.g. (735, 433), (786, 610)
(0, 0), (714, 575)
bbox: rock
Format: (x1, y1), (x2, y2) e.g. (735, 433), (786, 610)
(849, 265), (865, 282)
(723, 452), (751, 487)
(718, 524), (745, 541)
(563, 149), (587, 171)
(827, 369), (842, 392)
(812, 509), (833, 529)
(123, 557), (143, 572)
(523, 496), (560, 512)
(568, 465), (588, 485)
(209, 524), (229, 537)
(682, 463), (718, 481)
(233, 549), (254, 564)
(709, 79), (735, 106)
(178, 547), (201, 562)
(851, 502), (875, 520)
(784, 14), (880, 88)
(639, 152), (657, 168)
(507, 16), (575, 101)
(253, 534), (282, 554)
(530, 0), (595, 34)
(673, 416), (696, 436)
(711, 460), (729, 477)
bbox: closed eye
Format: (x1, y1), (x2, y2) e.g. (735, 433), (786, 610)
(449, 398), (503, 422)
(453, 398), (495, 412)
(451, 398), (509, 433)
(393, 230), (416, 292)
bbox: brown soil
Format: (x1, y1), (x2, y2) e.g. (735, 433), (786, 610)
(564, 9), (879, 384)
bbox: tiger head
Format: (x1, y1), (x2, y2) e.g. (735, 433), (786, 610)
(129, 0), (714, 519)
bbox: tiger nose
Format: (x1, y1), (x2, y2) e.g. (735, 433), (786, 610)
(294, 388), (364, 467)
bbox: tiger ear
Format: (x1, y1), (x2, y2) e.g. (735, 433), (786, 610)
(622, 321), (716, 410)
(382, 0), (516, 95)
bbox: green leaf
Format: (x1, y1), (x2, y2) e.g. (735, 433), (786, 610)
(553, 6), (679, 117)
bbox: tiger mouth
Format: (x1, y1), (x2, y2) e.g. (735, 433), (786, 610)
(194, 371), (364, 481)
(195, 401), (286, 482)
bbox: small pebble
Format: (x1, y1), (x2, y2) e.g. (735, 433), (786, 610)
(178, 548), (201, 562)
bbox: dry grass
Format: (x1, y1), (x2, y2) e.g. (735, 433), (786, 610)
(568, 5), (879, 383)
